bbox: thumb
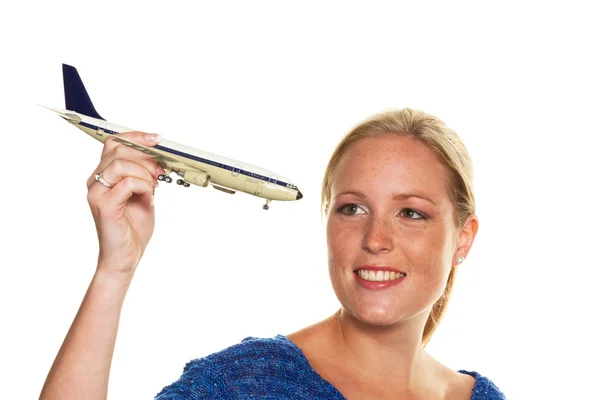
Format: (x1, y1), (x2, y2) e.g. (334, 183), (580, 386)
(101, 131), (163, 159)
(115, 131), (162, 146)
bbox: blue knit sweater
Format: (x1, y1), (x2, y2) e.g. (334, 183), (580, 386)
(155, 335), (505, 399)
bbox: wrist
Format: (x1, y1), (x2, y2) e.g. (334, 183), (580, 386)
(92, 266), (135, 302)
(98, 248), (142, 274)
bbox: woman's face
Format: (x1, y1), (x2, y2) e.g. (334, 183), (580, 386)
(327, 133), (463, 326)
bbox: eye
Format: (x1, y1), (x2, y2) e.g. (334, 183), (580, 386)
(338, 203), (366, 215)
(400, 208), (426, 220)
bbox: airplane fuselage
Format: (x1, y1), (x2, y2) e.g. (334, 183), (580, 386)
(51, 108), (301, 202)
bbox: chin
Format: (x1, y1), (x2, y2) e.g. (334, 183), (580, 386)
(350, 304), (404, 327)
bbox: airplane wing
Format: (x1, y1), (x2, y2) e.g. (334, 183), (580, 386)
(110, 135), (207, 175)
(110, 135), (178, 165)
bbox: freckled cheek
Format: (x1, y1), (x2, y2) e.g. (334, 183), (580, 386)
(413, 257), (451, 297)
(326, 220), (359, 272)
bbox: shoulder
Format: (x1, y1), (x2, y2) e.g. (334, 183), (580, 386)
(201, 335), (320, 380)
(155, 335), (341, 399)
(154, 356), (233, 399)
(203, 334), (302, 365)
(458, 370), (506, 400)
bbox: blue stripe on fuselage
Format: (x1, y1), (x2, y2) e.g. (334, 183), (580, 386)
(78, 121), (294, 189)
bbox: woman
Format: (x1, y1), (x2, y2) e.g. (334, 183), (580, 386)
(40, 109), (505, 399)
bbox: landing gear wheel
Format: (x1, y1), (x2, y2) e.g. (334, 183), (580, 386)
(158, 174), (166, 181)
(176, 179), (184, 185)
(183, 182), (190, 187)
(165, 176), (173, 183)
(263, 199), (271, 210)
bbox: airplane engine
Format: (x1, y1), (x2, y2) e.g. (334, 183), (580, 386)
(181, 170), (211, 187)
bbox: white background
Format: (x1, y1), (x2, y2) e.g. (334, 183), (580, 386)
(1, 1), (599, 398)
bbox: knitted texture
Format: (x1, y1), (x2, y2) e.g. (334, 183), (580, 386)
(155, 335), (505, 399)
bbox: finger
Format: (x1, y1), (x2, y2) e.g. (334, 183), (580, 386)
(88, 143), (162, 189)
(106, 176), (155, 209)
(88, 158), (157, 193)
(101, 131), (162, 158)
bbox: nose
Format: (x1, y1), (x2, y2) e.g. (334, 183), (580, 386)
(362, 217), (393, 254)
(296, 190), (303, 200)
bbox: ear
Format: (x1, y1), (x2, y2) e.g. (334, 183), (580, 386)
(453, 214), (479, 265)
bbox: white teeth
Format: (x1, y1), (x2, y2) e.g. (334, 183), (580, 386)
(357, 270), (406, 282)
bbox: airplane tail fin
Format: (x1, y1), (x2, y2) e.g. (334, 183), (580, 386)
(62, 64), (104, 120)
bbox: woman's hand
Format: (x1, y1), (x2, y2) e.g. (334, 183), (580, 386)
(86, 131), (164, 273)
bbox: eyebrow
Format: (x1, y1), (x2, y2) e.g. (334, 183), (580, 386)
(335, 191), (437, 206)
(393, 193), (437, 206)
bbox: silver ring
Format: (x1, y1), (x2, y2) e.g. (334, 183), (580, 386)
(95, 171), (114, 189)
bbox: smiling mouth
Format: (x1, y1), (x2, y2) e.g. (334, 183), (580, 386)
(354, 269), (407, 282)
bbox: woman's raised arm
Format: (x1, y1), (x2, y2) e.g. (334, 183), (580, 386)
(40, 131), (163, 399)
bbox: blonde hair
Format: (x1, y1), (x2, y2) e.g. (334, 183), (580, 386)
(321, 108), (475, 347)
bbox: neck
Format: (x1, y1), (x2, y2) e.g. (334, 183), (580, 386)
(329, 307), (436, 383)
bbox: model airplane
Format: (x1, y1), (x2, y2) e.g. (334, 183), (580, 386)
(44, 64), (303, 210)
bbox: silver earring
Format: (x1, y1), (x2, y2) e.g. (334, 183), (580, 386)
(457, 256), (465, 265)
